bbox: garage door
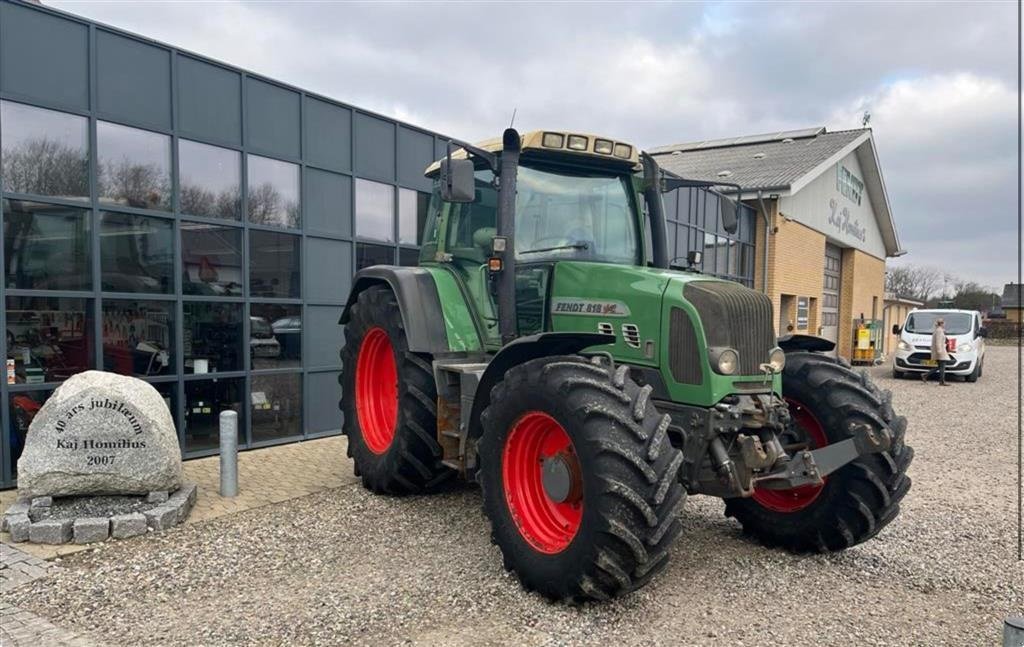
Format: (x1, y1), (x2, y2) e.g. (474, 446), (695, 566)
(821, 244), (842, 344)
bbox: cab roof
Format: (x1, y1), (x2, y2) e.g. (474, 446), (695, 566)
(424, 130), (640, 176)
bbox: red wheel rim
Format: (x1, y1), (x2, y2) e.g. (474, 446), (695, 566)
(501, 412), (583, 554)
(751, 397), (829, 513)
(354, 327), (398, 454)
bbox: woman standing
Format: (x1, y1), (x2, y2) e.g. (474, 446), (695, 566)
(922, 318), (951, 386)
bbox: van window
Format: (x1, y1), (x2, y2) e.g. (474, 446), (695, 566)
(905, 312), (972, 335)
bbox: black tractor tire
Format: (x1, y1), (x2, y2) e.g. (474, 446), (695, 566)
(724, 351), (913, 552)
(339, 285), (452, 494)
(478, 356), (686, 603)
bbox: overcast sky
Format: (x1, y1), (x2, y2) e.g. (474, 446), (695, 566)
(51, 0), (1020, 291)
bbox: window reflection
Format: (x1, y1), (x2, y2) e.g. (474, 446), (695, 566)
(9, 390), (53, 478)
(6, 296), (93, 384)
(184, 302), (243, 374)
(251, 304), (300, 369)
(181, 222), (243, 296)
(247, 155), (300, 228)
(0, 101), (89, 200)
(398, 247), (419, 267)
(100, 212), (173, 293)
(4, 199), (91, 290)
(398, 188), (429, 245)
(356, 243), (393, 270)
(102, 300), (174, 377)
(179, 139), (242, 220)
(251, 373), (302, 443)
(97, 121), (171, 211)
(184, 378), (243, 452)
(355, 179), (394, 242)
(249, 230), (299, 298)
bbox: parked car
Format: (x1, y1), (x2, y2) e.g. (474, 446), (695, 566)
(892, 308), (987, 381)
(271, 316), (301, 360)
(249, 316), (281, 359)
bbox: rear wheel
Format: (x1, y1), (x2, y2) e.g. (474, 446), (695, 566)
(339, 285), (452, 494)
(479, 356), (686, 602)
(725, 352), (913, 552)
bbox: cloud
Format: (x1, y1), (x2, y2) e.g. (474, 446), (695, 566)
(48, 0), (1019, 288)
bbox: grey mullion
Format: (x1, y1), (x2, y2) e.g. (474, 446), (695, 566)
(180, 295), (245, 303)
(0, 92), (92, 121)
(250, 366), (303, 377)
(0, 192), (91, 210)
(92, 111), (174, 138)
(96, 203), (176, 220)
(7, 381), (62, 393)
(0, 183), (6, 486)
(177, 213), (244, 229)
(181, 370), (247, 382)
(247, 221), (302, 236)
(97, 291), (178, 302)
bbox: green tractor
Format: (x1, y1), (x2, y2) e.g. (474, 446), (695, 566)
(339, 129), (912, 602)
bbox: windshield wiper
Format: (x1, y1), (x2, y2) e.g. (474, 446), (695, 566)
(519, 242), (589, 255)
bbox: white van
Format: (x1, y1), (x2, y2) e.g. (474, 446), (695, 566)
(892, 309), (987, 382)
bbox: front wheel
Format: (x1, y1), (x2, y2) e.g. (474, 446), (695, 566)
(725, 352), (913, 552)
(479, 356), (686, 602)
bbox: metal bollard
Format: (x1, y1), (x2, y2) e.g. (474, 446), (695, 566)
(1006, 617), (1024, 647)
(219, 410), (238, 497)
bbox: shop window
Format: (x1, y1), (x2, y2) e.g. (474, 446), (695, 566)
(102, 300), (174, 377)
(181, 222), (243, 296)
(184, 377), (243, 452)
(0, 101), (89, 200)
(247, 154), (300, 229)
(6, 296), (93, 384)
(398, 188), (429, 245)
(100, 212), (173, 293)
(398, 247), (419, 267)
(355, 179), (394, 243)
(183, 302), (243, 374)
(4, 199), (91, 291)
(249, 230), (300, 298)
(251, 373), (302, 443)
(797, 297), (809, 330)
(179, 139), (241, 220)
(97, 121), (171, 211)
(356, 243), (393, 270)
(250, 304), (301, 369)
(8, 389), (54, 478)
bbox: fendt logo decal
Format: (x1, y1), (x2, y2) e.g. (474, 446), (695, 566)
(550, 298), (631, 317)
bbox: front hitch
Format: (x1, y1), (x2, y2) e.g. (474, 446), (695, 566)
(753, 421), (893, 490)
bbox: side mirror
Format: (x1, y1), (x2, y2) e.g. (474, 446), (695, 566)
(978, 326), (988, 338)
(439, 157), (475, 203)
(719, 195), (739, 234)
(892, 324), (901, 335)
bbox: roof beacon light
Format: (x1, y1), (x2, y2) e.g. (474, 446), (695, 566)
(613, 143), (632, 159)
(594, 139), (614, 154)
(542, 132), (565, 149)
(567, 135), (588, 151)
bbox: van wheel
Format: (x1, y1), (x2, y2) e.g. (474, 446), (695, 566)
(965, 362), (979, 383)
(891, 368), (903, 380)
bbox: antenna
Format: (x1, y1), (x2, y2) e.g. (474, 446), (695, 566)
(861, 110), (871, 127)
(509, 108), (517, 129)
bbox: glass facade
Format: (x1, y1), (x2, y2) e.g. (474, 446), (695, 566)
(664, 187), (756, 287)
(0, 0), (448, 488)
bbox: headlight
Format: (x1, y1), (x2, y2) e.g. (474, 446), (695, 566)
(768, 347), (786, 372)
(959, 342), (972, 352)
(897, 340), (911, 351)
(709, 348), (739, 375)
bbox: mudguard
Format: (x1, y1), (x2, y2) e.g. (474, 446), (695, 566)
(777, 333), (836, 353)
(339, 266), (450, 354)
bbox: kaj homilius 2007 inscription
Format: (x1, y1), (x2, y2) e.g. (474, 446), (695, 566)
(53, 398), (148, 454)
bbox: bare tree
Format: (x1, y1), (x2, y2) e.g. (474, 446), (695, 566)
(98, 158), (170, 210)
(1, 138), (88, 198)
(885, 265), (944, 302)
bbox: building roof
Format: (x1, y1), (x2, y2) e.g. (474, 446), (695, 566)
(1001, 283), (1023, 308)
(650, 126), (902, 257)
(884, 293), (924, 307)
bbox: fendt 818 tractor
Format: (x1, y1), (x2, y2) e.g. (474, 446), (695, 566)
(338, 129), (912, 602)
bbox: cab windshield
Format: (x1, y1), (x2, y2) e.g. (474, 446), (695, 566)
(905, 312), (973, 335)
(423, 164), (640, 266)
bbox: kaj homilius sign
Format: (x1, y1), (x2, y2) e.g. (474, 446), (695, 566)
(827, 164), (867, 243)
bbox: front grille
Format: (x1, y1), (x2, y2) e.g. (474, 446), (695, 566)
(668, 307), (702, 384)
(683, 280), (775, 375)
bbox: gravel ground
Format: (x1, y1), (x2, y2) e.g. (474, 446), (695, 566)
(40, 495), (158, 521)
(7, 346), (1023, 646)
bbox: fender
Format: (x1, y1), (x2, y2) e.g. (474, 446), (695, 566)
(466, 332), (615, 445)
(339, 266), (450, 354)
(777, 333), (836, 353)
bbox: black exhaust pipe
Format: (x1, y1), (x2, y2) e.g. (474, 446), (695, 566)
(497, 128), (521, 346)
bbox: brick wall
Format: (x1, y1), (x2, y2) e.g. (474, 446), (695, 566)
(837, 249), (886, 358)
(754, 202), (826, 335)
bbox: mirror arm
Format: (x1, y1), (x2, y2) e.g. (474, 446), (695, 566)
(444, 138), (498, 173)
